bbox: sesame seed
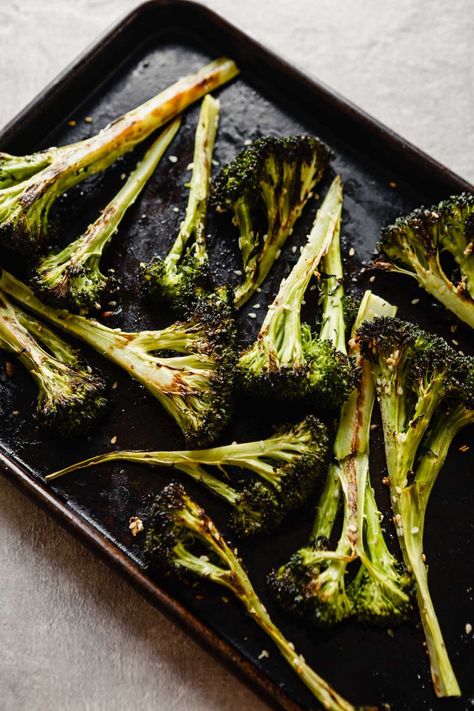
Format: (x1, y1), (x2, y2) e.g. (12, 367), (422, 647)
(452, 339), (459, 346)
(252, 304), (261, 309)
(234, 269), (242, 276)
(120, 173), (126, 180)
(459, 444), (470, 453)
(465, 623), (472, 635)
(244, 139), (252, 146)
(369, 275), (376, 283)
(411, 298), (420, 304)
(173, 207), (179, 213)
(389, 181), (397, 188)
(84, 116), (93, 124)
(67, 119), (77, 127)
(168, 155), (178, 163)
(411, 526), (419, 534)
(248, 312), (257, 319)
(112, 381), (118, 390)
(348, 247), (355, 257)
(110, 435), (118, 444)
(291, 245), (297, 254)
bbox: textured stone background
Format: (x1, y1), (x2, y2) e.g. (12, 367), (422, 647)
(0, 2), (472, 710)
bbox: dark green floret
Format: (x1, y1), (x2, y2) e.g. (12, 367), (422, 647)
(142, 96), (220, 313)
(0, 289), (108, 435)
(212, 134), (330, 306)
(31, 121), (179, 311)
(0, 271), (236, 447)
(46, 415), (328, 538)
(0, 57), (239, 254)
(143, 482), (357, 711)
(375, 192), (474, 328)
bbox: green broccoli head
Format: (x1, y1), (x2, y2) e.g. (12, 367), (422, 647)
(141, 253), (212, 313)
(268, 538), (353, 627)
(230, 480), (284, 538)
(348, 563), (415, 627)
(376, 192), (474, 328)
(32, 252), (107, 312)
(35, 360), (109, 436)
(212, 135), (330, 307)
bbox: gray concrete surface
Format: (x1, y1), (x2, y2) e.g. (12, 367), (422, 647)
(0, 2), (472, 710)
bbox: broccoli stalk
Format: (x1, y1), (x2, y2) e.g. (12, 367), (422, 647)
(145, 482), (358, 711)
(375, 193), (474, 329)
(238, 176), (356, 406)
(31, 120), (181, 311)
(0, 271), (236, 447)
(358, 318), (469, 696)
(0, 57), (238, 254)
(142, 95), (220, 311)
(397, 390), (473, 697)
(212, 135), (330, 307)
(0, 290), (108, 435)
(269, 291), (407, 626)
(47, 416), (328, 537)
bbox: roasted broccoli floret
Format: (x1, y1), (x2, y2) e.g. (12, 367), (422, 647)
(358, 317), (470, 697)
(238, 176), (357, 407)
(374, 192), (474, 329)
(0, 272), (236, 447)
(142, 96), (220, 312)
(47, 415), (328, 538)
(269, 291), (413, 627)
(144, 482), (358, 711)
(31, 121), (179, 311)
(0, 289), (108, 435)
(212, 134), (330, 307)
(0, 58), (238, 254)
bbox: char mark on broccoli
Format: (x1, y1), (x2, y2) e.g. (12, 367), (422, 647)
(0, 58), (238, 254)
(31, 120), (180, 311)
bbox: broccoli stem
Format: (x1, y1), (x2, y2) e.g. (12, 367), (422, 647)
(395, 407), (472, 697)
(0, 149), (58, 188)
(178, 505), (356, 711)
(311, 465), (342, 541)
(35, 120), (180, 297)
(378, 260), (474, 329)
(319, 203), (346, 353)
(165, 95), (220, 272)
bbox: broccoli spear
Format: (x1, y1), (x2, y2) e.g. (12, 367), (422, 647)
(142, 95), (220, 312)
(238, 176), (356, 406)
(0, 271), (236, 447)
(0, 289), (108, 435)
(212, 134), (330, 307)
(374, 192), (474, 329)
(0, 57), (238, 254)
(269, 291), (414, 627)
(47, 415), (328, 538)
(144, 482), (359, 711)
(30, 120), (180, 311)
(358, 317), (469, 697)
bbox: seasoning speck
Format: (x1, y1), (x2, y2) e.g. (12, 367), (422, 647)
(168, 155), (178, 163)
(84, 116), (93, 124)
(389, 181), (397, 188)
(348, 247), (355, 257)
(110, 435), (118, 445)
(129, 516), (143, 537)
(173, 207), (179, 213)
(459, 444), (470, 453)
(5, 361), (15, 378)
(369, 275), (376, 283)
(411, 298), (420, 305)
(258, 650), (269, 660)
(67, 119), (77, 127)
(411, 526), (419, 534)
(244, 139), (252, 146)
(112, 381), (118, 390)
